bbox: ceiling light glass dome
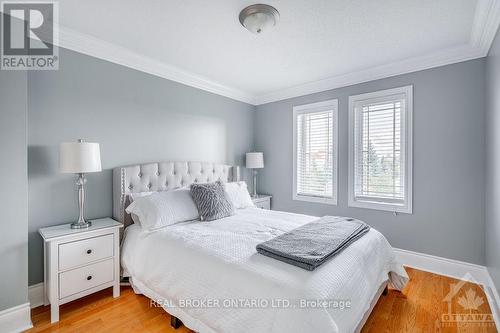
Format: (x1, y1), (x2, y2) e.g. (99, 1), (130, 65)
(239, 4), (280, 34)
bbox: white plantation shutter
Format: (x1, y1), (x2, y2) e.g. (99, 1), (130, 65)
(349, 86), (413, 213)
(293, 100), (338, 204)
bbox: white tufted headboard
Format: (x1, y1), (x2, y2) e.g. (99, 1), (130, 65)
(113, 161), (239, 227)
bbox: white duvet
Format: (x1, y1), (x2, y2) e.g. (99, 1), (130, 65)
(121, 207), (408, 333)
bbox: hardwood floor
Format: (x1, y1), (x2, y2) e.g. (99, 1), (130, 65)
(362, 268), (497, 333)
(27, 267), (497, 333)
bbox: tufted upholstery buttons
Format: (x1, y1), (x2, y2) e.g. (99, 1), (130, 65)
(118, 162), (235, 228)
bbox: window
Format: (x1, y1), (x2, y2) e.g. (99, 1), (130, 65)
(293, 99), (338, 205)
(348, 86), (413, 213)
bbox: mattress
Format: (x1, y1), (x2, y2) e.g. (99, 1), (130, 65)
(121, 207), (408, 333)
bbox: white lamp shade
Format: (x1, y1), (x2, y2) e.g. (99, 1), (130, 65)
(60, 142), (102, 173)
(246, 152), (264, 169)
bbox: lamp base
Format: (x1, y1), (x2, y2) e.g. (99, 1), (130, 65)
(70, 221), (92, 229)
(253, 169), (258, 198)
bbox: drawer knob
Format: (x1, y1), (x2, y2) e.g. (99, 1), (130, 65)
(87, 275), (92, 281)
(86, 249), (92, 254)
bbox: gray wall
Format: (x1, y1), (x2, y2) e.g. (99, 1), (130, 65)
(255, 59), (486, 265)
(21, 46), (495, 286)
(486, 31), (500, 293)
(0, 69), (29, 310)
(28, 48), (255, 285)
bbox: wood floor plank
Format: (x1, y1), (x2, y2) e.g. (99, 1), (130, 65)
(362, 267), (497, 333)
(26, 267), (497, 333)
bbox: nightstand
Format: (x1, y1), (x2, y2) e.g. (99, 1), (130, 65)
(252, 194), (272, 210)
(39, 218), (123, 323)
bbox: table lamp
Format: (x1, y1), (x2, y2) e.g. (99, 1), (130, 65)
(59, 139), (102, 229)
(246, 152), (264, 198)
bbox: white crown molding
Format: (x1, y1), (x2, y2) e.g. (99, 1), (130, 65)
(0, 303), (32, 333)
(254, 44), (484, 105)
(54, 26), (256, 105)
(471, 0), (500, 55)
(37, 0), (500, 105)
(254, 0), (500, 105)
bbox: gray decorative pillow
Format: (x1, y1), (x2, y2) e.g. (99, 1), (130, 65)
(190, 181), (235, 221)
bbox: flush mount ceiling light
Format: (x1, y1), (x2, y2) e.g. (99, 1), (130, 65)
(239, 4), (280, 34)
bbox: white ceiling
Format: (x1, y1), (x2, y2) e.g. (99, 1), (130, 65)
(55, 0), (500, 104)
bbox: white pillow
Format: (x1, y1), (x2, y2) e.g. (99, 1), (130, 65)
(128, 191), (153, 202)
(125, 188), (199, 232)
(225, 181), (255, 209)
(127, 192), (153, 226)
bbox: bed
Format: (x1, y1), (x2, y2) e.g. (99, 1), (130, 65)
(114, 161), (408, 333)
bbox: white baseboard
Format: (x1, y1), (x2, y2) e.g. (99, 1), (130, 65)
(0, 303), (32, 333)
(485, 270), (500, 330)
(394, 247), (500, 328)
(393, 248), (490, 284)
(28, 283), (45, 309)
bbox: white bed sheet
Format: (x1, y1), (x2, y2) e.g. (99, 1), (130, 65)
(121, 207), (408, 333)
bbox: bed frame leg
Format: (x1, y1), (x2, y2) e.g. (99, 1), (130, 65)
(382, 286), (388, 296)
(170, 316), (182, 329)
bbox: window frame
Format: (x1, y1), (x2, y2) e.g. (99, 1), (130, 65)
(293, 99), (338, 205)
(348, 86), (413, 214)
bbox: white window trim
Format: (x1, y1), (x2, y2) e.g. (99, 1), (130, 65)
(348, 86), (413, 214)
(293, 99), (338, 205)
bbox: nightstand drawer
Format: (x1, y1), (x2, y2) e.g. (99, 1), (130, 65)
(59, 258), (114, 299)
(255, 201), (271, 210)
(40, 218), (122, 323)
(59, 234), (114, 270)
